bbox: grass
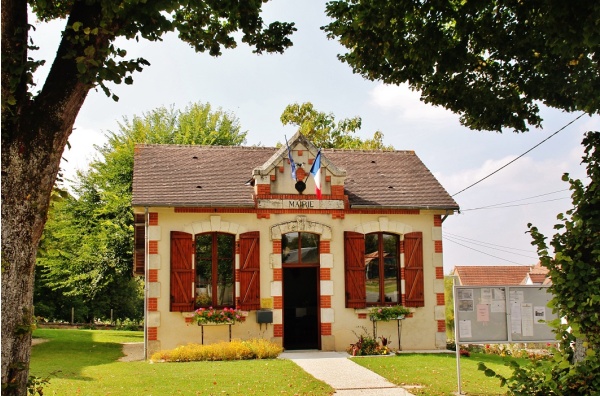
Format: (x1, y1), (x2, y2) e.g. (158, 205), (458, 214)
(30, 329), (525, 395)
(351, 352), (525, 395)
(30, 329), (334, 395)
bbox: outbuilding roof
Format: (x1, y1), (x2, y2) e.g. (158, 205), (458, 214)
(454, 265), (532, 286)
(132, 143), (459, 210)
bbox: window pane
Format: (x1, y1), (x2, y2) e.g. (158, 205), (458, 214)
(195, 233), (235, 308)
(282, 233), (299, 264)
(365, 234), (380, 303)
(217, 234), (234, 259)
(196, 234), (212, 260)
(300, 233), (319, 263)
(382, 234), (399, 303)
(196, 234), (213, 305)
(196, 259), (212, 306)
(217, 258), (234, 306)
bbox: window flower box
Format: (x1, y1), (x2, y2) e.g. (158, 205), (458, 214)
(192, 307), (248, 325)
(368, 305), (411, 322)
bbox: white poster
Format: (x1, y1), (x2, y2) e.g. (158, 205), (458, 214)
(534, 306), (547, 324)
(493, 288), (505, 301)
(510, 290), (524, 304)
(480, 288), (492, 304)
(491, 300), (506, 313)
(521, 303), (534, 337)
(459, 320), (472, 338)
(511, 301), (522, 334)
(458, 289), (473, 300)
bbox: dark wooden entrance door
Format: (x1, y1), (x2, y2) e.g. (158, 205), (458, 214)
(283, 267), (319, 350)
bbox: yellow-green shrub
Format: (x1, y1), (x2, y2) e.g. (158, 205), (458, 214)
(150, 338), (283, 362)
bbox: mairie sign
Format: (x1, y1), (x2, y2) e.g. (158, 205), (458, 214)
(257, 199), (344, 210)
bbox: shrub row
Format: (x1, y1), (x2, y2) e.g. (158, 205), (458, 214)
(150, 338), (283, 362)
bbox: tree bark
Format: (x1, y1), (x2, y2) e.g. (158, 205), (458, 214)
(1, 1), (98, 393)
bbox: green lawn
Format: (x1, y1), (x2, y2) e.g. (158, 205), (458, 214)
(30, 329), (334, 395)
(352, 352), (523, 395)
(30, 329), (522, 395)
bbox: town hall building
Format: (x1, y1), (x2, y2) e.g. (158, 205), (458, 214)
(132, 132), (459, 355)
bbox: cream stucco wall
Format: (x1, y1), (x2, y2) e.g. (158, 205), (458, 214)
(139, 207), (448, 355)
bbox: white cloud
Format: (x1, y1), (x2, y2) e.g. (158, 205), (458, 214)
(368, 83), (459, 121)
(60, 127), (107, 184)
(438, 153), (581, 270)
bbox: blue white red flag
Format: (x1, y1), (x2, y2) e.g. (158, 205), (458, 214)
(286, 136), (297, 181)
(309, 149), (322, 199)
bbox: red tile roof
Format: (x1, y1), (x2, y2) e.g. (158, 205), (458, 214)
(132, 143), (459, 210)
(454, 265), (532, 286)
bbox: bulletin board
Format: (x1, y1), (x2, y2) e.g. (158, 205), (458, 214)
(454, 285), (557, 344)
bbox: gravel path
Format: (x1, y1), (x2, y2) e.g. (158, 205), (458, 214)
(118, 342), (144, 362)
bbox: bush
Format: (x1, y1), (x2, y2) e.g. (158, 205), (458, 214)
(347, 327), (391, 356)
(114, 319), (142, 331)
(447, 340), (456, 351)
(150, 338), (283, 362)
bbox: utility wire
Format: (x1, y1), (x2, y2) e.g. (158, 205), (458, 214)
(444, 235), (538, 259)
(462, 188), (568, 210)
(452, 112), (586, 197)
(444, 232), (535, 253)
(460, 196), (569, 211)
(455, 188), (569, 211)
(444, 238), (533, 266)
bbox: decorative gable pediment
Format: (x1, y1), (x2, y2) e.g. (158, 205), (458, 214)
(252, 132), (347, 198)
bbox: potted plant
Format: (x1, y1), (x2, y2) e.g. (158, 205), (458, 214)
(195, 292), (211, 307)
(347, 327), (392, 355)
(369, 305), (411, 321)
(192, 307), (248, 325)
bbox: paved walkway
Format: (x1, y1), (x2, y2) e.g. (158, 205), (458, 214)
(280, 351), (415, 395)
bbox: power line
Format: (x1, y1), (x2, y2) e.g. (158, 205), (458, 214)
(452, 112), (586, 197)
(444, 238), (533, 266)
(444, 232), (535, 253)
(463, 188), (568, 209)
(460, 196), (570, 211)
(444, 234), (538, 259)
(457, 188), (570, 211)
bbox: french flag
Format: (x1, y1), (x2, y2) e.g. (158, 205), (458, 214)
(309, 149), (322, 199)
(286, 136), (296, 181)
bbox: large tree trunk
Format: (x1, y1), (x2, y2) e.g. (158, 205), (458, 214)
(1, 2), (98, 393)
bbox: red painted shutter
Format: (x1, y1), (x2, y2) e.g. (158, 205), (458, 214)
(133, 214), (145, 276)
(238, 231), (260, 310)
(344, 231), (366, 308)
(170, 231), (195, 312)
(404, 232), (424, 307)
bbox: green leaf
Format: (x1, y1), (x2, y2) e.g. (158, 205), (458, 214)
(84, 46), (95, 57)
(76, 62), (87, 74)
(72, 21), (82, 31)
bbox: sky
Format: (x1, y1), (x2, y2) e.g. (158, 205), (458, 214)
(30, 1), (599, 274)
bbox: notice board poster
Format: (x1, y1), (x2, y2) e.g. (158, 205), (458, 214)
(454, 285), (557, 344)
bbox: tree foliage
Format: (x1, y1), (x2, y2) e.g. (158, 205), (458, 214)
(280, 102), (393, 150)
(36, 185), (145, 323)
(35, 102), (245, 324)
(323, 1), (600, 132)
(478, 132), (600, 394)
(528, 132), (600, 348)
(2, 0), (293, 390)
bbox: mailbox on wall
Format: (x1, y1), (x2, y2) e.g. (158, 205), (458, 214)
(256, 309), (273, 330)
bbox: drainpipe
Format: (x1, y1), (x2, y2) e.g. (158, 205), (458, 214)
(143, 207), (149, 360)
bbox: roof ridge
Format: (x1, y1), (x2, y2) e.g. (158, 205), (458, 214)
(135, 144), (275, 150)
